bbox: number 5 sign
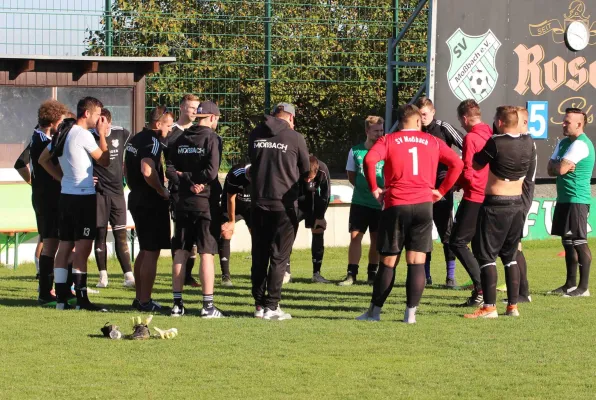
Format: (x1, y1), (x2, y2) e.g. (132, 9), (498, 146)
(527, 101), (548, 140)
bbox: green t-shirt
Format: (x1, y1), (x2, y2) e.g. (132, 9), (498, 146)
(553, 133), (595, 204)
(346, 142), (384, 209)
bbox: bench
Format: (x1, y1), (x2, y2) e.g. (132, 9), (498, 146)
(0, 183), (137, 269)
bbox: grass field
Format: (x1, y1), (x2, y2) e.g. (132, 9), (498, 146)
(1, 239), (595, 399)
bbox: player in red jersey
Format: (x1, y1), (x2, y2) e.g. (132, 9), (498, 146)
(355, 104), (463, 323)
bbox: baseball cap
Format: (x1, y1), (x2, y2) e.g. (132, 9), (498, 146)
(196, 101), (221, 117)
(273, 102), (296, 117)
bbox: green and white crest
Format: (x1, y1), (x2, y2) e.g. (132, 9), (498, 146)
(446, 29), (501, 103)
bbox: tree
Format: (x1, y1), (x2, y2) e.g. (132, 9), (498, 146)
(85, 0), (429, 171)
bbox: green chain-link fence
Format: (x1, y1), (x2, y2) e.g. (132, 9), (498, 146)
(1, 0), (429, 171)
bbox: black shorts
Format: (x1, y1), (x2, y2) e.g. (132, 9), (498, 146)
(449, 199), (483, 248)
(472, 195), (525, 266)
(59, 194), (97, 242)
(377, 202), (433, 255)
(221, 204), (252, 230)
(297, 208), (316, 229)
(173, 211), (219, 254)
(32, 191), (60, 240)
(97, 192), (127, 231)
(130, 200), (171, 251)
(551, 202), (590, 239)
(349, 203), (381, 234)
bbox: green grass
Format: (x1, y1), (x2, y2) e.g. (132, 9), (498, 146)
(1, 239), (596, 399)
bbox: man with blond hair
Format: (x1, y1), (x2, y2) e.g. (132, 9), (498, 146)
(339, 116), (385, 286)
(165, 94), (202, 287)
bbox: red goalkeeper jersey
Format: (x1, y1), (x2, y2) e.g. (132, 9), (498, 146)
(364, 129), (463, 207)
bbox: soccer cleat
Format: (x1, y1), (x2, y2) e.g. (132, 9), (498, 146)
(282, 272), (292, 284)
(563, 289), (590, 298)
(76, 301), (108, 312)
(426, 276), (433, 286)
(200, 306), (226, 318)
(464, 306), (498, 319)
(355, 304), (380, 321)
(132, 298), (141, 310)
(461, 290), (484, 307)
(403, 307), (417, 324)
(547, 286), (577, 295)
(170, 303), (186, 317)
(496, 284), (507, 292)
(132, 324), (150, 340)
(311, 272), (331, 283)
(221, 276), (234, 287)
(254, 305), (264, 319)
(445, 278), (458, 288)
(184, 277), (201, 288)
(55, 302), (73, 310)
(139, 299), (163, 312)
(87, 287), (100, 294)
(96, 280), (108, 288)
(367, 272), (376, 285)
(123, 279), (135, 288)
(505, 304), (520, 317)
(263, 306), (292, 320)
(338, 274), (355, 286)
(38, 295), (57, 307)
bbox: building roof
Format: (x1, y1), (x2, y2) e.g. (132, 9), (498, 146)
(0, 55), (176, 81)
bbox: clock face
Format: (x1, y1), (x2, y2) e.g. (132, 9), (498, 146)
(566, 21), (589, 51)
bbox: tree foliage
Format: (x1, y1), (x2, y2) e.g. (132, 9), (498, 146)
(85, 0), (428, 170)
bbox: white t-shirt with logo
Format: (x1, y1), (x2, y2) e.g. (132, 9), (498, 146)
(58, 124), (99, 195)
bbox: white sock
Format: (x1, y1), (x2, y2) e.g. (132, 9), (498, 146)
(54, 268), (68, 284)
(35, 257), (40, 274)
(124, 271), (134, 281)
(99, 270), (108, 282)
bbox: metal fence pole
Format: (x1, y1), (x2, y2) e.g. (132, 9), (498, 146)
(264, 0), (272, 114)
(105, 0), (113, 56)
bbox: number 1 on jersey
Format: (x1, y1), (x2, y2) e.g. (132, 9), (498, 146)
(408, 147), (419, 176)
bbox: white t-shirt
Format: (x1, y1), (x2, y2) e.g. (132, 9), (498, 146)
(345, 148), (356, 172)
(58, 124), (99, 195)
(550, 135), (590, 164)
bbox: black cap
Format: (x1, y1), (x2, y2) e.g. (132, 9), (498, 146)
(196, 101), (221, 117)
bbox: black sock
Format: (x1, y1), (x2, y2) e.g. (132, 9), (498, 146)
(371, 262), (396, 307)
(73, 271), (89, 304)
(517, 251), (530, 297)
(114, 229), (132, 274)
(66, 262), (74, 288)
(203, 294), (214, 310)
(347, 263), (359, 277)
(504, 260), (520, 305)
(173, 291), (183, 306)
(95, 227), (108, 272)
(185, 255), (196, 281)
(219, 238), (231, 277)
(480, 263), (498, 305)
(406, 263), (426, 308)
(563, 240), (578, 288)
(312, 233), (324, 274)
(424, 252), (432, 279)
(367, 263), (378, 276)
(575, 241), (592, 291)
(38, 255), (55, 298)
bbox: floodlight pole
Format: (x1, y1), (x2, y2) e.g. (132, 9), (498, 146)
(264, 0), (272, 114)
(105, 0), (113, 56)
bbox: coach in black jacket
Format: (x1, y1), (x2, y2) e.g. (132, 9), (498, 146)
(168, 100), (225, 318)
(249, 102), (310, 320)
(416, 97), (465, 287)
